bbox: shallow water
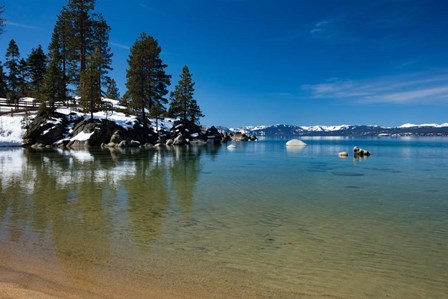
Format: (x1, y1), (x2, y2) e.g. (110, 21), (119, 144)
(1, 138), (448, 298)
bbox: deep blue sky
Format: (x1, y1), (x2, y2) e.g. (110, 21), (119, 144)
(1, 0), (448, 127)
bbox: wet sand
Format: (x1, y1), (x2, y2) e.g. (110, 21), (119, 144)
(0, 242), (294, 299)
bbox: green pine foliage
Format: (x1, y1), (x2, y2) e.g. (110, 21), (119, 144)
(17, 58), (28, 94)
(168, 65), (204, 124)
(5, 39), (21, 94)
(79, 48), (102, 118)
(105, 78), (120, 99)
(65, 0), (96, 77)
(42, 8), (73, 109)
(125, 33), (171, 124)
(25, 45), (47, 97)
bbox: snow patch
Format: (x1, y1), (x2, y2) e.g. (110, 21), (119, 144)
(70, 131), (94, 142)
(399, 123), (448, 128)
(0, 116), (26, 147)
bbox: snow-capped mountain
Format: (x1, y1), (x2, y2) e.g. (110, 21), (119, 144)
(226, 123), (448, 137)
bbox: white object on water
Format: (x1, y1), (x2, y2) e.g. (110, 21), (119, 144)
(227, 144), (237, 149)
(285, 139), (307, 146)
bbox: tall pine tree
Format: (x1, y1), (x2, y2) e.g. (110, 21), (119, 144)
(43, 8), (72, 108)
(79, 48), (102, 119)
(66, 0), (95, 78)
(4, 39), (21, 101)
(17, 58), (28, 94)
(168, 65), (204, 124)
(126, 33), (171, 125)
(78, 13), (113, 117)
(48, 0), (112, 115)
(25, 45), (47, 97)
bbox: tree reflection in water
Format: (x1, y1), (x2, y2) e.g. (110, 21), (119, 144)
(0, 145), (213, 283)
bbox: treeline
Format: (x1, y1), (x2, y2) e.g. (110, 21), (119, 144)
(0, 1), (204, 124)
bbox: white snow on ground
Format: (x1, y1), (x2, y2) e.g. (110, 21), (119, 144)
(0, 115), (26, 147)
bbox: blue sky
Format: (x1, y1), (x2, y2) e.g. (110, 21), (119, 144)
(1, 0), (448, 127)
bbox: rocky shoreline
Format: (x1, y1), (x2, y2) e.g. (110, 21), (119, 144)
(22, 111), (257, 149)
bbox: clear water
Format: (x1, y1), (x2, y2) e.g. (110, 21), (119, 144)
(1, 137), (448, 298)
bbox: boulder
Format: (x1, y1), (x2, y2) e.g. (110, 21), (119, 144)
(117, 140), (128, 148)
(232, 132), (249, 141)
(338, 151), (349, 158)
(110, 131), (123, 143)
(130, 140), (141, 147)
(353, 146), (371, 157)
(22, 112), (68, 147)
(286, 139), (307, 146)
(70, 119), (117, 147)
(173, 134), (185, 146)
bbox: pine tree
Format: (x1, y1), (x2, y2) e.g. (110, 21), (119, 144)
(79, 48), (102, 119)
(42, 57), (65, 112)
(25, 45), (47, 97)
(126, 33), (171, 125)
(78, 14), (112, 119)
(43, 8), (72, 107)
(4, 39), (21, 101)
(0, 62), (7, 97)
(168, 65), (204, 124)
(65, 0), (96, 78)
(17, 58), (28, 94)
(105, 78), (120, 99)
(188, 99), (204, 124)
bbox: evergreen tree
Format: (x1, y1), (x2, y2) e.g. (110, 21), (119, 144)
(105, 78), (120, 99)
(4, 39), (21, 100)
(168, 65), (204, 124)
(0, 62), (7, 97)
(79, 48), (102, 119)
(43, 8), (72, 107)
(42, 57), (65, 112)
(17, 58), (28, 94)
(188, 99), (204, 124)
(65, 0), (96, 77)
(126, 33), (171, 124)
(78, 14), (112, 119)
(25, 45), (47, 97)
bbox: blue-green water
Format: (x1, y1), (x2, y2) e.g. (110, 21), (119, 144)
(0, 138), (447, 298)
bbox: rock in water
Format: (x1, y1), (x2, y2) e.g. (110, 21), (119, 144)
(286, 139), (307, 146)
(338, 151), (349, 158)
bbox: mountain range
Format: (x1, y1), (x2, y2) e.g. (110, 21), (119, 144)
(222, 123), (448, 137)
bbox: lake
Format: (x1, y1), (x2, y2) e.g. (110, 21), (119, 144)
(0, 137), (447, 298)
